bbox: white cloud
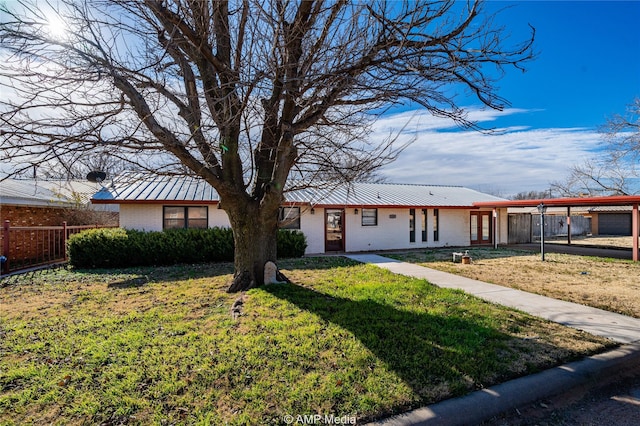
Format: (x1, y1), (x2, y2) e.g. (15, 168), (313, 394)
(374, 109), (603, 195)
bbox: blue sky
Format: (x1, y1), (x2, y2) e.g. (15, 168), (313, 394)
(1, 1), (638, 195)
(488, 0), (640, 129)
(379, 0), (640, 194)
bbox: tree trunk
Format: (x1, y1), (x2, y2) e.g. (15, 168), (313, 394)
(225, 199), (279, 293)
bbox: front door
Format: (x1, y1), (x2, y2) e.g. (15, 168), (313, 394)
(471, 211), (492, 245)
(325, 209), (345, 252)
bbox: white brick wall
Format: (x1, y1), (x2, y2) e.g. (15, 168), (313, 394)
(300, 207), (325, 254)
(119, 204), (508, 254)
(120, 204), (163, 231)
(120, 205), (230, 231)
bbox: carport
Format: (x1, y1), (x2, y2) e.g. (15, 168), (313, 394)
(474, 195), (640, 262)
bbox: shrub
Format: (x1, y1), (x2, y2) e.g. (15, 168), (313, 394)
(277, 230), (308, 259)
(68, 227), (306, 268)
(67, 228), (132, 268)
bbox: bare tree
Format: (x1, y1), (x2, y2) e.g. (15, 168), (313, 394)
(0, 0), (534, 291)
(551, 98), (640, 197)
(510, 190), (553, 200)
(24, 149), (128, 180)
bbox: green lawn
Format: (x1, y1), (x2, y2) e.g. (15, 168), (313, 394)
(0, 257), (614, 425)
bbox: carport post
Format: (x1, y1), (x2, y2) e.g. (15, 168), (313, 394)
(493, 208), (498, 249)
(537, 203), (546, 261)
(633, 204), (639, 262)
(567, 206), (571, 245)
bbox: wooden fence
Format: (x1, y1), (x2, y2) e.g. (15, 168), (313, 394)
(508, 214), (592, 244)
(1, 221), (115, 275)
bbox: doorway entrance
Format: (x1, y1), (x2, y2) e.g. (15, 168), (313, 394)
(325, 209), (345, 252)
(471, 211), (492, 245)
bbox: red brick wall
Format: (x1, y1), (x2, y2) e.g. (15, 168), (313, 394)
(0, 204), (119, 227)
(0, 205), (70, 227)
(0, 206), (67, 268)
(1, 204), (119, 270)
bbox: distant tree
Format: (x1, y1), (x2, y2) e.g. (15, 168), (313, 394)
(551, 98), (640, 196)
(0, 0), (534, 292)
(510, 190), (553, 200)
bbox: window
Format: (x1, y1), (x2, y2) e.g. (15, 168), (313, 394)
(421, 209), (427, 242)
(482, 214), (490, 241)
(471, 214), (478, 241)
(361, 208), (378, 226)
(163, 206), (208, 229)
(409, 208), (416, 242)
(470, 211), (492, 244)
(279, 207), (301, 229)
(433, 209), (439, 241)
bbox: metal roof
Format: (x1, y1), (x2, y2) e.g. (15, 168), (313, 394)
(92, 173), (505, 208)
(287, 182), (505, 208)
(93, 173), (219, 203)
(0, 178), (76, 207)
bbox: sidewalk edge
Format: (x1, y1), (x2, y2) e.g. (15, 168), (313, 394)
(367, 343), (640, 426)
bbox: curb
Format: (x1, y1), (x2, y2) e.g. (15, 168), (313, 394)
(367, 342), (640, 426)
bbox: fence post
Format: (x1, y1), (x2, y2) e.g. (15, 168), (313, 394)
(2, 220), (9, 274)
(62, 221), (68, 262)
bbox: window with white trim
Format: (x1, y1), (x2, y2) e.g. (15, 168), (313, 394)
(409, 208), (416, 242)
(421, 209), (428, 242)
(279, 207), (301, 229)
(433, 209), (439, 241)
(361, 208), (378, 226)
(163, 206), (208, 229)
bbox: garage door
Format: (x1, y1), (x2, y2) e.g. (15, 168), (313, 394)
(599, 213), (632, 235)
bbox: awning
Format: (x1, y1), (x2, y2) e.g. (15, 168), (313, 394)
(474, 195), (640, 261)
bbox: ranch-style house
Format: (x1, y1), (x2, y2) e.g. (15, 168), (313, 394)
(91, 173), (509, 255)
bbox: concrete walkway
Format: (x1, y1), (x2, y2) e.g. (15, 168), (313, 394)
(346, 254), (640, 425)
(346, 253), (640, 344)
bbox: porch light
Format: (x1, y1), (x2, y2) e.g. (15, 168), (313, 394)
(537, 203), (547, 214)
(310, 208), (315, 215)
(537, 203), (547, 261)
(354, 208), (359, 215)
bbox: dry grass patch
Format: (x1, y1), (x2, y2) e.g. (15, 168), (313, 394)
(394, 249), (640, 318)
(548, 235), (634, 248)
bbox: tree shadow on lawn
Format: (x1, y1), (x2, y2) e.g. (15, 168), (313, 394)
(101, 257), (348, 289)
(74, 261), (235, 285)
(262, 281), (567, 406)
(84, 257), (351, 286)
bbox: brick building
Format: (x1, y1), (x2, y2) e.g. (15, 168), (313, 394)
(1, 179), (118, 269)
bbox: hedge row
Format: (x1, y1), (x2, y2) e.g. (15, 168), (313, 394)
(67, 227), (307, 268)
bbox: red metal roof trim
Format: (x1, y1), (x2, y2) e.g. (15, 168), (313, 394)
(294, 203), (480, 210)
(474, 195), (640, 208)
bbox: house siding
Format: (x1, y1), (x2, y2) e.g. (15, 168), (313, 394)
(498, 208), (509, 245)
(120, 205), (163, 231)
(120, 205), (230, 231)
(117, 204), (509, 255)
(338, 208), (467, 252)
(300, 207), (325, 254)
